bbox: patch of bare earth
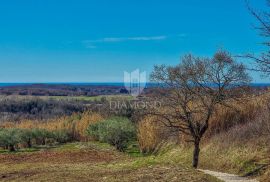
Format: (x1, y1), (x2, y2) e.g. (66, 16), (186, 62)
(0, 144), (220, 182)
(0, 164), (219, 182)
(0, 149), (119, 164)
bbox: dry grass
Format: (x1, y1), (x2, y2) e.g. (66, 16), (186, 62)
(142, 141), (266, 181)
(138, 94), (270, 147)
(0, 111), (104, 141)
(138, 115), (182, 154)
(137, 116), (167, 153)
(199, 143), (270, 179)
(136, 94), (270, 181)
(207, 95), (267, 137)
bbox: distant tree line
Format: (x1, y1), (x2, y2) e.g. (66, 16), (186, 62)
(0, 98), (86, 122)
(0, 84), (128, 96)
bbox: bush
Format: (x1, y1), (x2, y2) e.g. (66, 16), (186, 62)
(87, 117), (136, 151)
(0, 128), (23, 151)
(0, 127), (72, 151)
(52, 130), (69, 143)
(20, 129), (35, 148)
(32, 128), (52, 145)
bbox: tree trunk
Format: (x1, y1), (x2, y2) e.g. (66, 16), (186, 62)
(27, 138), (32, 148)
(192, 139), (200, 168)
(9, 145), (16, 152)
(42, 138), (46, 145)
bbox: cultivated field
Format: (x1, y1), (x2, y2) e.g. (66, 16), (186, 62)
(0, 142), (220, 182)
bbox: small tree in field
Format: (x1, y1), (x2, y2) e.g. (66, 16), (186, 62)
(32, 128), (51, 145)
(150, 50), (250, 168)
(0, 128), (22, 152)
(21, 129), (34, 148)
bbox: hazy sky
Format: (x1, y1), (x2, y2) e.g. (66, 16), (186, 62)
(0, 0), (268, 82)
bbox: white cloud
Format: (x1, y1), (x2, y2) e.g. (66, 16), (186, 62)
(83, 35), (168, 44)
(125, 36), (167, 41)
(82, 34), (186, 48)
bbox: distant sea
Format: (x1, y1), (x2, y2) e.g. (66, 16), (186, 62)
(0, 83), (269, 87)
(0, 83), (126, 87)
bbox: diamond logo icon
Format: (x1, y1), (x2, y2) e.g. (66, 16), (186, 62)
(124, 69), (146, 97)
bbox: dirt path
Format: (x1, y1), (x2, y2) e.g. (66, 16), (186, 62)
(199, 169), (258, 182)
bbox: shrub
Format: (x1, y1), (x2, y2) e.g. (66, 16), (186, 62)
(20, 129), (35, 148)
(0, 127), (72, 151)
(32, 128), (53, 145)
(87, 117), (136, 151)
(0, 128), (22, 151)
(52, 130), (69, 143)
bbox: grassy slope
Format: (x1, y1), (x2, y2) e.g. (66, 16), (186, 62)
(154, 142), (269, 182)
(0, 142), (220, 182)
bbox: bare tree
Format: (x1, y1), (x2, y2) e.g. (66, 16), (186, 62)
(149, 50), (250, 168)
(246, 0), (270, 75)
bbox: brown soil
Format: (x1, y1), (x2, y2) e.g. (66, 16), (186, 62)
(0, 149), (119, 164)
(0, 143), (220, 182)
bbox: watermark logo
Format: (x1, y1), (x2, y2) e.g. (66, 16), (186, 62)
(109, 69), (161, 111)
(124, 69), (146, 97)
(110, 100), (161, 110)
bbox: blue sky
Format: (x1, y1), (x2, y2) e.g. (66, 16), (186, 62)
(0, 0), (268, 82)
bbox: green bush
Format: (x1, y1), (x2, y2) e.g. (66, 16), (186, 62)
(0, 128), (23, 151)
(32, 128), (52, 145)
(52, 130), (69, 143)
(0, 128), (71, 151)
(87, 117), (136, 151)
(20, 129), (35, 148)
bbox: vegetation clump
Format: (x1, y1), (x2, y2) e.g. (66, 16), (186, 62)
(0, 128), (22, 151)
(0, 128), (72, 151)
(87, 117), (136, 151)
